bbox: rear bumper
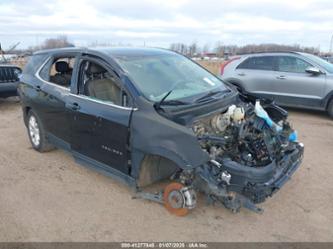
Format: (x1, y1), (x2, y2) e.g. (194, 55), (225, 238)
(0, 82), (18, 97)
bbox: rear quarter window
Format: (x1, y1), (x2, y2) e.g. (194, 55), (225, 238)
(237, 56), (275, 71)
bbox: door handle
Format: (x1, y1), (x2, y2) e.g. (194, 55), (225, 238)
(70, 102), (80, 111)
(238, 73), (246, 76)
(35, 85), (41, 92)
(276, 75), (286, 80)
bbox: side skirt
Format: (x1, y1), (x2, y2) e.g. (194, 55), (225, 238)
(72, 151), (136, 189)
(47, 133), (137, 189)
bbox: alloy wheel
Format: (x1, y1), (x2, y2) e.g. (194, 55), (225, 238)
(28, 115), (40, 147)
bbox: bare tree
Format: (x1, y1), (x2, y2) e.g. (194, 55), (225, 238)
(214, 41), (224, 57)
(41, 35), (74, 49)
(169, 43), (188, 55)
(202, 43), (211, 54)
(188, 41), (198, 57)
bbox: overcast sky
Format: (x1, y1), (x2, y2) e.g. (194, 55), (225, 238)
(0, 0), (333, 51)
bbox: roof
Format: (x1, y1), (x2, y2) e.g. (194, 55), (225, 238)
(95, 47), (175, 56)
(236, 51), (303, 57)
(34, 47), (175, 57)
(33, 47), (83, 55)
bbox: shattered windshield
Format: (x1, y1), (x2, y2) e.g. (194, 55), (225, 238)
(114, 53), (228, 102)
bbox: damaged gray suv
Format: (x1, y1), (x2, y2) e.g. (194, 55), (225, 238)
(18, 47), (304, 216)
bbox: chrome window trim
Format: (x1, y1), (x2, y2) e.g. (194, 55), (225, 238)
(69, 93), (138, 111)
(34, 56), (70, 92)
(36, 56), (138, 111)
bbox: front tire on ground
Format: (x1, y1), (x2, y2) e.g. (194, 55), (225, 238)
(327, 99), (333, 118)
(27, 110), (55, 152)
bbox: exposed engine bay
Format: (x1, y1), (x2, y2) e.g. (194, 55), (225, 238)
(192, 101), (297, 168)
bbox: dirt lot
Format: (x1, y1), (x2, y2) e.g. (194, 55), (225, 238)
(197, 60), (223, 75)
(0, 97), (332, 242)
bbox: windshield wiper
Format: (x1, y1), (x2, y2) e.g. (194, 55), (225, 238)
(154, 90), (189, 110)
(159, 99), (189, 106)
(154, 90), (173, 110)
(194, 90), (226, 103)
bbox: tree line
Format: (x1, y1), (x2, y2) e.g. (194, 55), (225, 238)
(8, 36), (322, 57)
(169, 42), (321, 57)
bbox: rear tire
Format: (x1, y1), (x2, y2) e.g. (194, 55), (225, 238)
(27, 110), (55, 152)
(327, 99), (333, 118)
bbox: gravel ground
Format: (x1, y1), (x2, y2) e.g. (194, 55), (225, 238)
(0, 97), (332, 242)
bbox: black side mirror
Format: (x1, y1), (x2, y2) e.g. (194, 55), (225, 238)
(305, 67), (321, 75)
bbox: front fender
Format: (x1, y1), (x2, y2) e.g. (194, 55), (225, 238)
(130, 108), (209, 178)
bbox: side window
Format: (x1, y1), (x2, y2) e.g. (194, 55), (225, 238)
(237, 56), (275, 71)
(41, 57), (76, 88)
(277, 56), (312, 73)
(79, 61), (124, 106)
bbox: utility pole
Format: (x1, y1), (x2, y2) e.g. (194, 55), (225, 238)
(330, 34), (333, 55)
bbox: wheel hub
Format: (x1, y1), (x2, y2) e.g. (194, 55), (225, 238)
(163, 182), (196, 216)
(168, 190), (185, 209)
(28, 116), (40, 146)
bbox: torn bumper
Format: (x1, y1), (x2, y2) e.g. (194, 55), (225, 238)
(225, 142), (304, 204)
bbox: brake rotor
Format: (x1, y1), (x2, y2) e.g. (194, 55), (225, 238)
(163, 182), (189, 216)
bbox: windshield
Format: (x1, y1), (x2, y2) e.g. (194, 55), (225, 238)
(301, 53), (333, 73)
(114, 53), (228, 102)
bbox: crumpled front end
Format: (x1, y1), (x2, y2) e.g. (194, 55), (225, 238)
(189, 100), (304, 213)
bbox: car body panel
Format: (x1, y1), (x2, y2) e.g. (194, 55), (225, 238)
(129, 98), (210, 178)
(0, 82), (19, 97)
(271, 70), (326, 107)
(68, 93), (132, 174)
(0, 64), (22, 97)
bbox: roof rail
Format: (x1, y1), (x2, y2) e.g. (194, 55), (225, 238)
(236, 51), (300, 56)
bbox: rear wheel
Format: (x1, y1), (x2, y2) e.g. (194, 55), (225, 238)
(27, 111), (55, 152)
(327, 99), (333, 118)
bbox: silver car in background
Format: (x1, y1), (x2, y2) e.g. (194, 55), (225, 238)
(220, 52), (333, 117)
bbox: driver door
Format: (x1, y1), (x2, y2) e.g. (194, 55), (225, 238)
(273, 55), (326, 107)
(67, 57), (133, 175)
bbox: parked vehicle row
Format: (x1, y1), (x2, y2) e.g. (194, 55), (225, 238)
(220, 52), (333, 117)
(17, 47), (303, 216)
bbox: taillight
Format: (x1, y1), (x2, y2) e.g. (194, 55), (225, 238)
(220, 57), (240, 75)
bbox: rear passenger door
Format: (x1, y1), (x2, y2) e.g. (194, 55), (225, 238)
(36, 53), (79, 145)
(235, 56), (278, 99)
(273, 56), (326, 107)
